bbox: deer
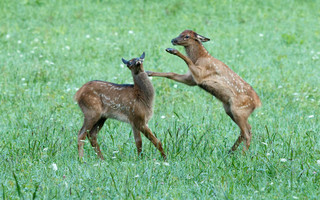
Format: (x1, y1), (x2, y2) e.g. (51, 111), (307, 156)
(147, 30), (262, 153)
(75, 52), (166, 160)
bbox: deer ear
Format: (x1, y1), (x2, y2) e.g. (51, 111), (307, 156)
(140, 52), (145, 60)
(122, 58), (128, 65)
(196, 34), (210, 42)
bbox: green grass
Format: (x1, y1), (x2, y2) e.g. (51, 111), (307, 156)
(1, 0), (319, 199)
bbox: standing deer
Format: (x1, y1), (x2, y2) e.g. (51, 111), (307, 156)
(147, 30), (261, 152)
(75, 52), (166, 160)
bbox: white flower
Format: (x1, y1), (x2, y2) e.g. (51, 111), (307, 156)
(134, 174), (139, 178)
(31, 50), (35, 54)
(278, 85), (283, 89)
(317, 160), (320, 165)
(259, 33), (264, 37)
(45, 60), (54, 65)
(51, 163), (58, 171)
(34, 38), (39, 42)
(161, 116), (166, 119)
(163, 162), (170, 166)
(312, 55), (319, 60)
(86, 34), (90, 38)
(120, 64), (124, 68)
(43, 147), (48, 151)
(155, 162), (160, 165)
(266, 153), (270, 156)
(280, 158), (287, 162)
(113, 151), (119, 154)
(261, 142), (268, 146)
(6, 34), (10, 39)
(308, 115), (314, 118)
(292, 196), (299, 199)
(65, 46), (70, 50)
(96, 37), (100, 41)
(17, 40), (22, 44)
(128, 30), (134, 34)
(112, 156), (116, 159)
(173, 84), (178, 88)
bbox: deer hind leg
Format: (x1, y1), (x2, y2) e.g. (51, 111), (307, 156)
(131, 126), (142, 157)
(78, 112), (101, 159)
(137, 124), (166, 160)
(87, 118), (107, 160)
(229, 105), (252, 152)
(223, 103), (243, 152)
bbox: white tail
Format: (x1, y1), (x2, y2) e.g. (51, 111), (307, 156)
(75, 52), (166, 160)
(147, 30), (261, 152)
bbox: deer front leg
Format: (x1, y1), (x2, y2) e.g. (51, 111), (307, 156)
(132, 126), (143, 157)
(138, 124), (167, 160)
(165, 48), (202, 82)
(146, 71), (196, 86)
(166, 48), (194, 66)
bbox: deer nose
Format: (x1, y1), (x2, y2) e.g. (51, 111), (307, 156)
(171, 39), (177, 45)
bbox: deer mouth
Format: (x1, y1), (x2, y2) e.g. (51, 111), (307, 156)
(171, 38), (178, 45)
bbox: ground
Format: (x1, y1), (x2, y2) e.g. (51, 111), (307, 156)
(0, 0), (319, 199)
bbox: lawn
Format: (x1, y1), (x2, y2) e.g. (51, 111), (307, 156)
(0, 0), (319, 199)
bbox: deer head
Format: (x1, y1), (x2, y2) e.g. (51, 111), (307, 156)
(171, 30), (210, 46)
(122, 52), (145, 74)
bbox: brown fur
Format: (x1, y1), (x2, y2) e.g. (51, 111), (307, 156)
(147, 30), (261, 152)
(75, 53), (166, 160)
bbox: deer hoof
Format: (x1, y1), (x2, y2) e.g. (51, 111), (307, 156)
(165, 48), (178, 55)
(145, 71), (153, 76)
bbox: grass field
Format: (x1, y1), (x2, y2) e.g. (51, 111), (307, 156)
(1, 0), (319, 199)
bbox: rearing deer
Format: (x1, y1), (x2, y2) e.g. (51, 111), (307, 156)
(147, 30), (261, 152)
(75, 52), (166, 160)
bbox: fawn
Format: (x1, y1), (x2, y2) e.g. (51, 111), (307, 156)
(75, 52), (166, 160)
(147, 30), (261, 152)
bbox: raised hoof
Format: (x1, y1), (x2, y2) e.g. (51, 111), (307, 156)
(165, 48), (178, 55)
(145, 71), (153, 76)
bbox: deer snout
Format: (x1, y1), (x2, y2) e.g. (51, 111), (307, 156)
(171, 38), (178, 45)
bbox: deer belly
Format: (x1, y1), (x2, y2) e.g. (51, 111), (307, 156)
(106, 111), (130, 123)
(198, 81), (232, 103)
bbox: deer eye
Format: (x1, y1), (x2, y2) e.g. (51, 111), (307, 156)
(185, 35), (189, 39)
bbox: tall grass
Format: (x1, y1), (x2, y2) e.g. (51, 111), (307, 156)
(0, 0), (319, 199)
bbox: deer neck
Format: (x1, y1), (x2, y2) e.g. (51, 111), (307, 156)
(133, 72), (154, 105)
(185, 42), (210, 63)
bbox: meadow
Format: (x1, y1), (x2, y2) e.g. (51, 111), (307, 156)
(0, 0), (319, 199)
